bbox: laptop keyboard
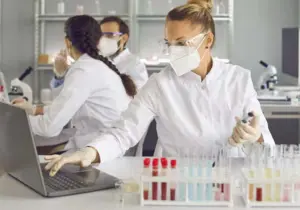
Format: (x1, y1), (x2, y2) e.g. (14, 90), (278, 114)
(42, 169), (86, 191)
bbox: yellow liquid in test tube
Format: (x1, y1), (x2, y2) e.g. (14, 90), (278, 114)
(275, 170), (281, 202)
(249, 170), (254, 201)
(264, 168), (272, 201)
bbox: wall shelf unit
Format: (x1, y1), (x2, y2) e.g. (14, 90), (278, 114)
(33, 0), (234, 102)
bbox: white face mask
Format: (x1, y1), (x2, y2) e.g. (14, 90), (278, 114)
(98, 37), (119, 57)
(169, 34), (206, 76)
(169, 46), (201, 76)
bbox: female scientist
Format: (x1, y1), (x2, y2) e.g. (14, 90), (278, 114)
(45, 0), (274, 175)
(13, 15), (137, 150)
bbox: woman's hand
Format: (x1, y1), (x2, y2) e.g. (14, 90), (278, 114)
(44, 147), (99, 176)
(53, 49), (70, 78)
(228, 112), (262, 146)
(11, 97), (36, 115)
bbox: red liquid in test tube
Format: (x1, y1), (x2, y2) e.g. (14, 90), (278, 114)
(161, 158), (168, 200)
(152, 158), (159, 200)
(170, 159), (177, 201)
(143, 158), (151, 200)
(256, 187), (263, 202)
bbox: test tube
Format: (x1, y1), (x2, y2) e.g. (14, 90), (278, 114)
(143, 158), (151, 200)
(161, 158), (168, 200)
(255, 144), (264, 202)
(170, 159), (177, 201)
(274, 145), (283, 202)
(282, 145), (292, 202)
(223, 146), (231, 201)
(152, 158), (159, 200)
(248, 149), (256, 201)
(197, 153), (204, 201)
(293, 145), (300, 202)
(264, 145), (273, 201)
(178, 148), (186, 201)
(214, 148), (222, 201)
(206, 149), (214, 201)
(188, 148), (196, 201)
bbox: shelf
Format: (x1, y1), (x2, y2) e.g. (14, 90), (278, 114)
(137, 14), (232, 22)
(36, 63), (167, 72)
(36, 64), (53, 71)
(38, 14), (129, 22)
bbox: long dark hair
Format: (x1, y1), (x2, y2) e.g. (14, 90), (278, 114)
(64, 15), (137, 97)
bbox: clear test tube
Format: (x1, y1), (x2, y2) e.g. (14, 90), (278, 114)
(264, 145), (273, 201)
(247, 150), (256, 201)
(205, 148), (214, 201)
(197, 152), (204, 201)
(282, 145), (292, 202)
(274, 144), (283, 202)
(254, 144), (264, 202)
(293, 145), (300, 202)
(188, 148), (197, 201)
(214, 147), (222, 201)
(179, 148), (188, 201)
(223, 146), (231, 201)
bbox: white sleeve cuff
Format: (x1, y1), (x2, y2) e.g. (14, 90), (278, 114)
(86, 134), (123, 163)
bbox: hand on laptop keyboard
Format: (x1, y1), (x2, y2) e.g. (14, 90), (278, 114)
(44, 147), (98, 176)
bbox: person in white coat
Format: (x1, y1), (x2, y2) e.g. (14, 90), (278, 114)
(13, 15), (137, 150)
(50, 16), (148, 94)
(99, 16), (148, 90)
(44, 0), (275, 176)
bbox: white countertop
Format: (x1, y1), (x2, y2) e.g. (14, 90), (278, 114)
(0, 157), (292, 210)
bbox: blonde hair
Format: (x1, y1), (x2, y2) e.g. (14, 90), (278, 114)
(167, 0), (215, 45)
(187, 0), (213, 13)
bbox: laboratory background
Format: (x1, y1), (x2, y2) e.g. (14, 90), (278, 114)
(1, 0), (298, 154)
(1, 0), (300, 209)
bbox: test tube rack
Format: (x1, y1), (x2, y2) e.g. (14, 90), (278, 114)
(241, 168), (300, 208)
(140, 168), (234, 207)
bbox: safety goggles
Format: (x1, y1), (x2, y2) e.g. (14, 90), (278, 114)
(160, 33), (207, 55)
(101, 32), (123, 39)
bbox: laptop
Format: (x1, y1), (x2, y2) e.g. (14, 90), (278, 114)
(0, 102), (119, 197)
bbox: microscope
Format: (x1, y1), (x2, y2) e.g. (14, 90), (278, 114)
(256, 60), (278, 91)
(9, 67), (33, 103)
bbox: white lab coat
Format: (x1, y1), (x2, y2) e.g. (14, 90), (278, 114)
(29, 54), (131, 149)
(113, 49), (148, 90)
(87, 58), (275, 163)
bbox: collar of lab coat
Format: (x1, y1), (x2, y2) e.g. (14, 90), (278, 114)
(65, 54), (91, 77)
(178, 58), (222, 87)
(113, 48), (131, 64)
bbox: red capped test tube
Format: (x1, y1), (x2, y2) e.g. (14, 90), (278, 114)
(152, 158), (159, 200)
(161, 158), (168, 200)
(170, 159), (177, 201)
(143, 158), (151, 200)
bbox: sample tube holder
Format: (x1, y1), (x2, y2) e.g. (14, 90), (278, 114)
(241, 168), (300, 208)
(140, 167), (234, 207)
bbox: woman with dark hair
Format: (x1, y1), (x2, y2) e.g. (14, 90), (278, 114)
(13, 15), (137, 150)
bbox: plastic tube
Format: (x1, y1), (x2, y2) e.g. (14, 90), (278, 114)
(161, 158), (168, 200)
(152, 158), (159, 200)
(143, 158), (151, 200)
(170, 159), (177, 201)
(206, 151), (214, 201)
(197, 154), (203, 201)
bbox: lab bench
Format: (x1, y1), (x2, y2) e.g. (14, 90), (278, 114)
(0, 157), (291, 210)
